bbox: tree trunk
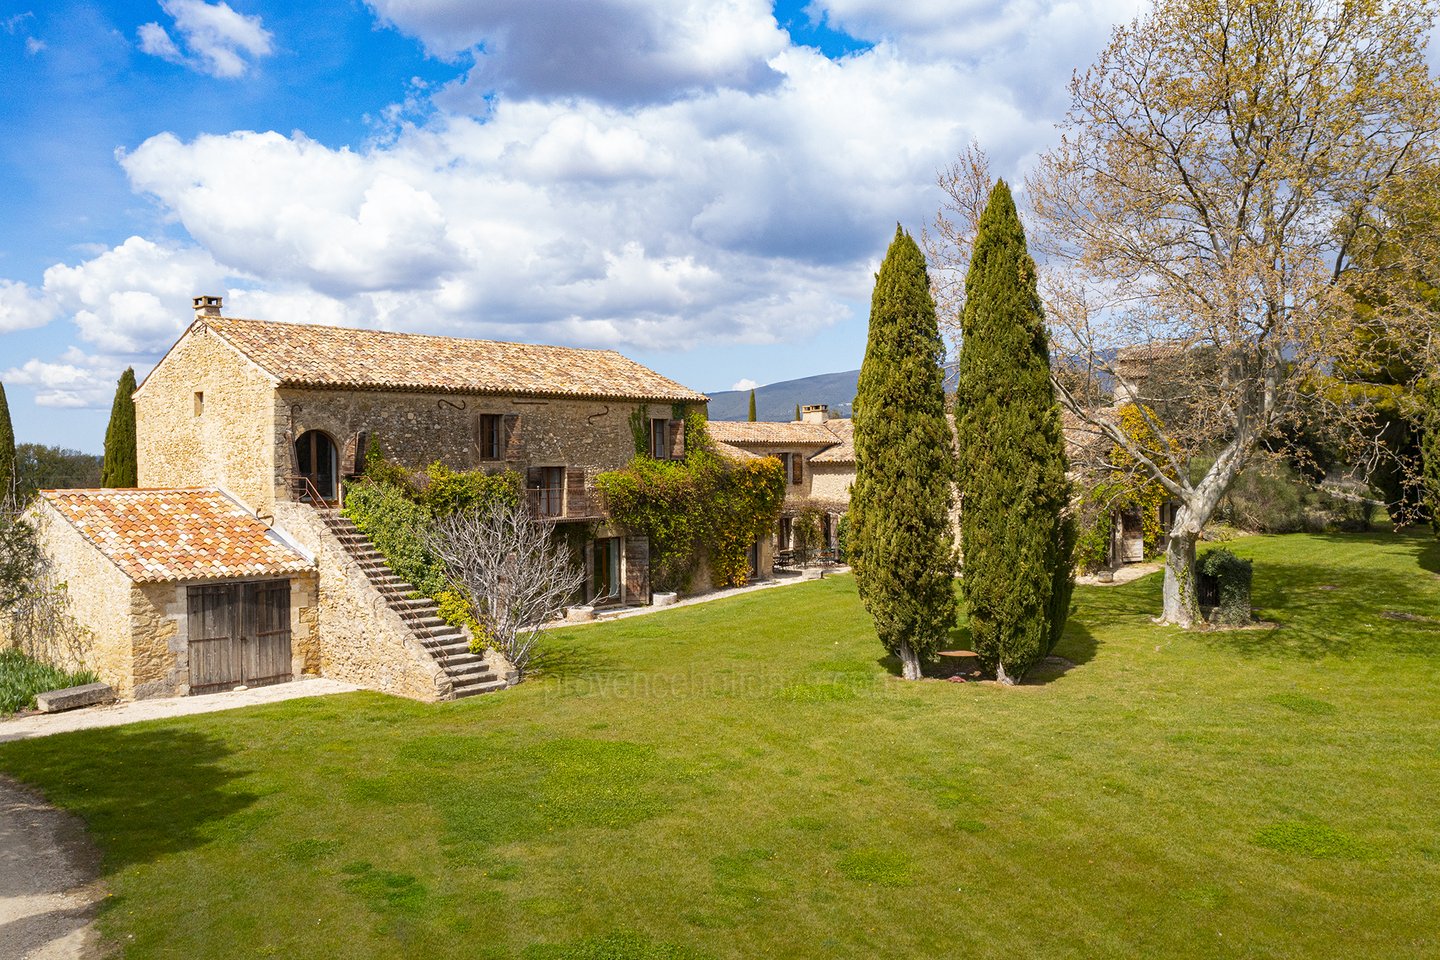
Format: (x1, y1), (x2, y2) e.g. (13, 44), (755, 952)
(995, 661), (1014, 685)
(1161, 528), (1199, 627)
(898, 641), (922, 680)
(1157, 438), (1249, 626)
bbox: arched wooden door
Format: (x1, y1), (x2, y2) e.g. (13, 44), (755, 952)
(294, 430), (338, 503)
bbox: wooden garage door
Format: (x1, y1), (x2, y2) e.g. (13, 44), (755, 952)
(187, 581), (293, 695)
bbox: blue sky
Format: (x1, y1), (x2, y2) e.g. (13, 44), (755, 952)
(0, 0), (1141, 450)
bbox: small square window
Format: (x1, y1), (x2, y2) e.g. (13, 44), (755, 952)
(194, 391), (205, 416)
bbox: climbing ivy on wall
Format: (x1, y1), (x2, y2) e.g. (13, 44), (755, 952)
(343, 436), (522, 625)
(596, 415), (787, 592)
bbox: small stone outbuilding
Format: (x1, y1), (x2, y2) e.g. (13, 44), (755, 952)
(17, 488), (318, 699)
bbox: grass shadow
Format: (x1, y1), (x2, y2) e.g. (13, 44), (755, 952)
(0, 725), (257, 875)
(1415, 536), (1440, 576)
(528, 636), (622, 681)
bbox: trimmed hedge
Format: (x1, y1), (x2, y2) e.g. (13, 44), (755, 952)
(1197, 548), (1253, 626)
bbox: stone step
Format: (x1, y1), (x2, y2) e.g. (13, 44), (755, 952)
(452, 678), (508, 698)
(447, 656), (495, 675)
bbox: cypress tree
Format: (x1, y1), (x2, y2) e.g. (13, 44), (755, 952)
(0, 381), (14, 503)
(955, 181), (1074, 683)
(102, 367), (138, 488)
(748, 389), (757, 422)
(793, 403), (800, 422)
(849, 226), (957, 680)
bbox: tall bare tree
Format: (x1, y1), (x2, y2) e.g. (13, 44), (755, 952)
(1008, 0), (1440, 625)
(426, 502), (584, 679)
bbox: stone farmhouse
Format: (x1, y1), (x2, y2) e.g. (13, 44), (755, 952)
(714, 400), (1169, 573)
(14, 297), (712, 703)
(710, 405), (854, 561)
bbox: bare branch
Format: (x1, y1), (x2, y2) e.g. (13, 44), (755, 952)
(425, 501), (585, 679)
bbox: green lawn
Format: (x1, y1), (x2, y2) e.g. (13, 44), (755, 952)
(2, 532), (1439, 959)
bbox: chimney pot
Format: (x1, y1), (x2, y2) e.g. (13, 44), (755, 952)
(801, 404), (830, 424)
(192, 295), (223, 317)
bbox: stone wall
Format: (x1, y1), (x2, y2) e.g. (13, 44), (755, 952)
(272, 388), (696, 508)
(273, 502), (450, 702)
(136, 323), (279, 512)
(15, 501), (136, 695)
(130, 583), (182, 700)
(806, 463), (855, 510)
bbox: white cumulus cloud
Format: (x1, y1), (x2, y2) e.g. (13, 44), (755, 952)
(138, 0), (274, 78)
(0, 280), (59, 333)
(366, 0), (788, 104)
(731, 377), (760, 391)
(1, 357), (119, 409)
(40, 237), (230, 353)
(4, 0), (1145, 398)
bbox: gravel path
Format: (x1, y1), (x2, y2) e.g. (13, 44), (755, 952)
(0, 677), (360, 745)
(0, 776), (106, 960)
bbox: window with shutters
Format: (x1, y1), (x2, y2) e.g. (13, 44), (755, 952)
(476, 414), (503, 461)
(649, 418), (670, 459)
(777, 452), (803, 485)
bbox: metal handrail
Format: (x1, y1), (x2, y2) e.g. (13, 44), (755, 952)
(286, 474), (337, 508)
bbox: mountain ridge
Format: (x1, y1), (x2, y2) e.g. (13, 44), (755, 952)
(706, 369), (860, 422)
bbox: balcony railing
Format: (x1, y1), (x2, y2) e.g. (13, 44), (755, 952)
(528, 484), (565, 519)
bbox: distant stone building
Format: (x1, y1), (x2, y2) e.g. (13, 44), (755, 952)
(10, 297), (712, 702)
(710, 404), (854, 561)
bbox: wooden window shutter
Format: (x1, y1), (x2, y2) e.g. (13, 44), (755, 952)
(345, 430), (368, 476)
(503, 414), (523, 461)
(668, 419), (685, 459)
(565, 467), (588, 517)
(790, 452), (803, 484)
(624, 536), (651, 605)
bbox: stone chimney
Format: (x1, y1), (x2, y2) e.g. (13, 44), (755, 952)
(192, 295), (223, 317)
(801, 403), (830, 424)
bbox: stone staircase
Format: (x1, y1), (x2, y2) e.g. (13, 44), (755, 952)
(314, 509), (506, 699)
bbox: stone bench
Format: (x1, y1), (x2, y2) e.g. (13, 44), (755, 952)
(35, 683), (116, 713)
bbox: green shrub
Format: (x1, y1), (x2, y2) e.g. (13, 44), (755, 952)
(346, 443), (524, 604)
(362, 436), (421, 494)
(595, 440), (786, 592)
(343, 479), (448, 597)
(419, 462), (520, 516)
(1197, 547), (1253, 626)
(1218, 460), (1308, 533)
(433, 588), (493, 653)
(0, 649), (98, 715)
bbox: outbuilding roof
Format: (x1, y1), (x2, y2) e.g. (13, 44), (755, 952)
(196, 316), (708, 403)
(40, 489), (312, 584)
(707, 420), (843, 446)
(808, 419), (854, 464)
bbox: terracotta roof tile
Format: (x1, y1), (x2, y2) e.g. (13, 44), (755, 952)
(41, 489), (312, 584)
(201, 317), (707, 403)
(707, 420), (841, 446)
(809, 419), (855, 464)
(713, 440), (762, 461)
